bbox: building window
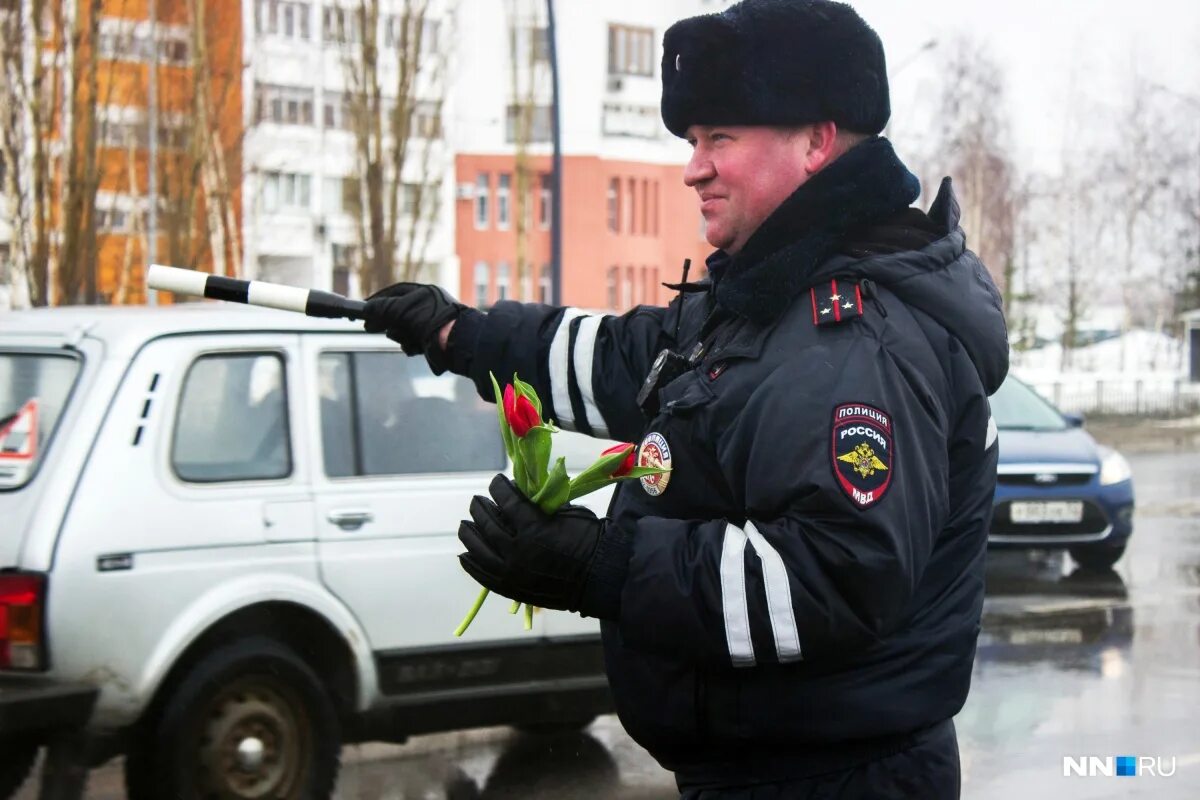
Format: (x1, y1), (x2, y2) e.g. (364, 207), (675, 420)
(505, 105), (553, 143)
(474, 261), (490, 308)
(496, 262), (511, 302)
(385, 14), (440, 53)
(331, 244), (356, 295)
(538, 174), (551, 230)
(607, 178), (619, 233)
(608, 24), (654, 77)
(411, 100), (443, 139)
(98, 110), (188, 150)
(496, 173), (511, 230)
(627, 177), (637, 234)
(539, 264), (551, 304)
(606, 266), (618, 310)
(474, 172), (489, 229)
(510, 26), (550, 62)
(96, 22), (190, 65)
(641, 179), (650, 236)
(322, 6), (361, 44)
(255, 83), (315, 126)
(262, 171), (312, 213)
(622, 266), (634, 310)
(652, 180), (659, 236)
(647, 266), (659, 305)
(256, 1), (311, 39)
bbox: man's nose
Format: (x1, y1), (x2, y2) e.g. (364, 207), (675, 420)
(683, 150), (715, 187)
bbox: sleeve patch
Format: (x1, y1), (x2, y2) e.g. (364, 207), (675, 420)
(832, 403), (893, 508)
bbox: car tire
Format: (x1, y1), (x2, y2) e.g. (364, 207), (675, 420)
(0, 739), (38, 800)
(1070, 544), (1127, 571)
(124, 636), (341, 800)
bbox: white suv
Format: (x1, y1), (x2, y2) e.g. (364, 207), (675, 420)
(0, 305), (611, 799)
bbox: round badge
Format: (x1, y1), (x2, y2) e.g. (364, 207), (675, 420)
(638, 432), (672, 496)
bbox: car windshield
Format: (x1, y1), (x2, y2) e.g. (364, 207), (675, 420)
(989, 376), (1068, 432)
(0, 352), (81, 490)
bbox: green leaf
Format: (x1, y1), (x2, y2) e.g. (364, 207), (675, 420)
(512, 373), (543, 418)
(489, 372), (515, 461)
(520, 425), (553, 488)
(566, 474), (612, 502)
(531, 457), (571, 513)
(621, 465), (671, 480)
(568, 448), (632, 489)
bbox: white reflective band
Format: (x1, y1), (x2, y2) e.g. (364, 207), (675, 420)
(572, 315), (611, 438)
(985, 415), (997, 450)
(721, 523), (756, 667)
(548, 308), (586, 430)
(147, 264), (207, 295)
(744, 521), (802, 662)
(247, 281), (310, 313)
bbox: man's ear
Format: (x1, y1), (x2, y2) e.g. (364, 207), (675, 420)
(803, 121), (841, 175)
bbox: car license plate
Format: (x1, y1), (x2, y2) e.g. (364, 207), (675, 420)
(1010, 501), (1084, 524)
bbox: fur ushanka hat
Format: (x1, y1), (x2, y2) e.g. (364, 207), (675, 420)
(660, 0), (890, 138)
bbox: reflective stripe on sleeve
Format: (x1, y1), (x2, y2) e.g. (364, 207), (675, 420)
(548, 308), (586, 430)
(721, 523), (756, 667)
(572, 314), (612, 439)
(744, 521), (803, 662)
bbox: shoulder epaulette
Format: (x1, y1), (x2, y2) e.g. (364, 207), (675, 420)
(810, 279), (864, 326)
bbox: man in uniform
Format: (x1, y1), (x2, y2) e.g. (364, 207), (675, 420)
(362, 0), (1009, 796)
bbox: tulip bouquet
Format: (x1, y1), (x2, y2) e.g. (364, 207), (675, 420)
(454, 373), (668, 635)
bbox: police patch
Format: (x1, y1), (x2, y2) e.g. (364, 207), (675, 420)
(638, 432), (672, 496)
(831, 403), (893, 508)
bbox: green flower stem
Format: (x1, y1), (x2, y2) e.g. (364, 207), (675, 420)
(510, 600), (521, 614)
(524, 603), (534, 630)
(455, 587), (490, 637)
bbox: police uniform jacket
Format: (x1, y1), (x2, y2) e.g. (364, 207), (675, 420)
(444, 139), (1010, 788)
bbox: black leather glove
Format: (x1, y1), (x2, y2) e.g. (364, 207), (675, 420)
(362, 282), (465, 358)
(458, 475), (631, 619)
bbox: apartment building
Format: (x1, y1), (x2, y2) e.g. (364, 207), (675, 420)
(0, 0), (242, 307)
(241, 0), (456, 298)
(454, 0), (729, 312)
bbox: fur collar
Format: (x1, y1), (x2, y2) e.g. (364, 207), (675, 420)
(706, 137), (920, 325)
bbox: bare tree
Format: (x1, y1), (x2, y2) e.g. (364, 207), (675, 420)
(927, 37), (1018, 298)
(343, 0), (451, 296)
(506, 0), (546, 300)
(1, 0), (60, 305)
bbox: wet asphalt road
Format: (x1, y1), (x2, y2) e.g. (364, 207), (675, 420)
(16, 450), (1200, 799)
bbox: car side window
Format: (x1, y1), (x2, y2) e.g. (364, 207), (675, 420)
(172, 353), (292, 482)
(317, 350), (504, 477)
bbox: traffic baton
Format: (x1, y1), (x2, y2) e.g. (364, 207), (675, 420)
(146, 264), (367, 321)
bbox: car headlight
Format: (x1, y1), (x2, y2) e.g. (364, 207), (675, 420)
(1099, 447), (1132, 485)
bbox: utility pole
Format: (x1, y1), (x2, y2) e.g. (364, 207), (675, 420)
(545, 0), (562, 305)
(146, 0), (158, 304)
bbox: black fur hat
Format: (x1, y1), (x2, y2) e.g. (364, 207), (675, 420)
(660, 0), (890, 138)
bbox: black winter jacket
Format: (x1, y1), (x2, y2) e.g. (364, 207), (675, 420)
(444, 139), (1009, 788)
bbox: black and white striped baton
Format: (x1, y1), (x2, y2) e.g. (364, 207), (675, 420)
(146, 264), (366, 320)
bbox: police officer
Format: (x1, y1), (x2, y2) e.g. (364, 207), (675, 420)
(363, 0), (1009, 796)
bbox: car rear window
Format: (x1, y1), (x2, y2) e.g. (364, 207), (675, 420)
(0, 352), (82, 490)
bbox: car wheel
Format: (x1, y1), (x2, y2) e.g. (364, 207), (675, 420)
(0, 739), (38, 799)
(125, 636), (341, 800)
(1070, 544), (1127, 571)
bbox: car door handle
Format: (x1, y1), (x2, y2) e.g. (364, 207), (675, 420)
(327, 509), (374, 530)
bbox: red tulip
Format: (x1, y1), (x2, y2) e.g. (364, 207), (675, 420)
(602, 443), (636, 477)
(503, 383), (541, 437)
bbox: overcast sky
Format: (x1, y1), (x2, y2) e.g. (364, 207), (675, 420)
(848, 0), (1200, 174)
